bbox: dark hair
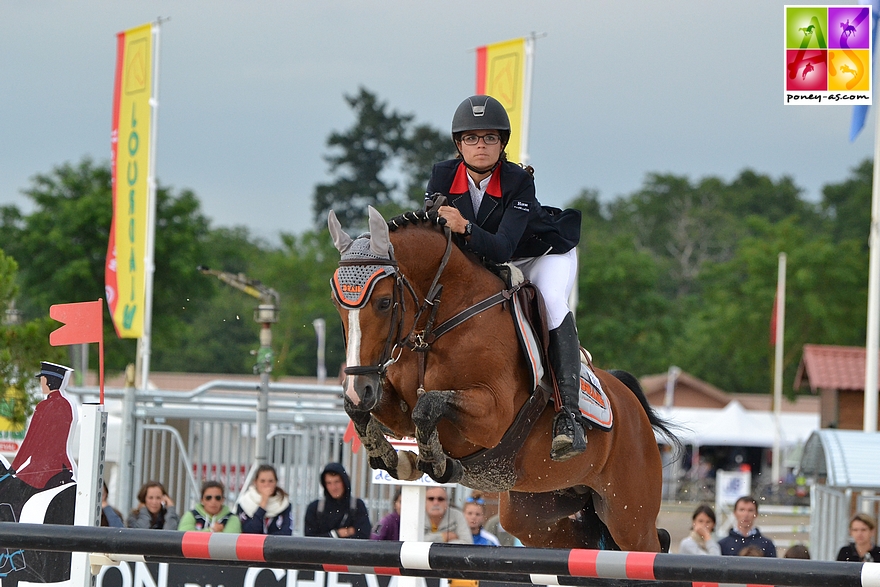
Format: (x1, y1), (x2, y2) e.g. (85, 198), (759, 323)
(784, 544), (811, 559)
(253, 464), (288, 499)
(200, 480), (225, 499)
(132, 481), (167, 517)
(691, 504), (716, 524)
(734, 495), (759, 514)
(738, 545), (764, 557)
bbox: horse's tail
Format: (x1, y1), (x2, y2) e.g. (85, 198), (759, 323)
(608, 369), (682, 452)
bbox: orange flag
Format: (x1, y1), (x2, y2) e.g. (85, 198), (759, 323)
(49, 300), (105, 402)
(49, 301), (103, 346)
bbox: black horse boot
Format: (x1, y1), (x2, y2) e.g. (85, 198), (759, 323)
(549, 312), (587, 462)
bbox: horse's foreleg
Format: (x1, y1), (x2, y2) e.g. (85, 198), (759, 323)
(411, 390), (463, 484)
(345, 400), (420, 481)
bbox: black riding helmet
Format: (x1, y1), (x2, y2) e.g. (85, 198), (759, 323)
(451, 95), (510, 174)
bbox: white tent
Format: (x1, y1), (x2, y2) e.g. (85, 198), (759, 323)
(656, 400), (819, 447)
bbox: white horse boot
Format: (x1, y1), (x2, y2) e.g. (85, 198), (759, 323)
(549, 312), (587, 462)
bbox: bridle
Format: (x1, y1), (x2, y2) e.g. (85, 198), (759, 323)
(338, 218), (518, 394)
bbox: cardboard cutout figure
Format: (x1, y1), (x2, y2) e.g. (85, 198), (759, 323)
(0, 362), (78, 585)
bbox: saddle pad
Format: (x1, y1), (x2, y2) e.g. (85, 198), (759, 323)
(510, 295), (613, 431)
(578, 357), (613, 431)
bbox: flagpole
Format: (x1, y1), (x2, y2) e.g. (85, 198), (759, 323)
(138, 18), (164, 391)
(864, 94), (880, 433)
(520, 33), (535, 166)
(772, 253), (786, 486)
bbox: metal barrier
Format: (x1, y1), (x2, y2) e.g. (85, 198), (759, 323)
(69, 381), (399, 531)
(3, 524), (880, 587)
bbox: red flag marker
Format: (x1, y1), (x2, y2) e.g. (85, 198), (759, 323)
(49, 300), (105, 403)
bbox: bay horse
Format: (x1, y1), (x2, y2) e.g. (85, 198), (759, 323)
(329, 207), (675, 552)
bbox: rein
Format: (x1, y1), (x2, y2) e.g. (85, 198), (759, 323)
(342, 222), (519, 393)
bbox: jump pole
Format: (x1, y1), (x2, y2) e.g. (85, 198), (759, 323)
(3, 525), (880, 587)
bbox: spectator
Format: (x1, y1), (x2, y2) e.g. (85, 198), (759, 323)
(127, 481), (179, 529)
(785, 544), (811, 559)
(178, 480), (241, 533)
(837, 513), (880, 562)
(463, 491), (499, 546)
(304, 462), (371, 539)
(236, 464), (292, 535)
(738, 545), (765, 557)
(484, 513), (522, 547)
(101, 482), (124, 528)
(678, 504), (720, 555)
(424, 487), (472, 544)
(371, 489), (401, 541)
(718, 496), (776, 557)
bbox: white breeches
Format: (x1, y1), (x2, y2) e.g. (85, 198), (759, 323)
(512, 247), (577, 330)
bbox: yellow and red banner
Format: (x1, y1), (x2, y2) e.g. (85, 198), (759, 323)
(476, 37), (526, 163)
(105, 23), (152, 338)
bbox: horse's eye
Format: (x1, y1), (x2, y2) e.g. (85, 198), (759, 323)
(376, 297), (392, 312)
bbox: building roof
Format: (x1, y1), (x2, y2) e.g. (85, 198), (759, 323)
(794, 344), (874, 393)
(800, 429), (880, 489)
(642, 370), (818, 413)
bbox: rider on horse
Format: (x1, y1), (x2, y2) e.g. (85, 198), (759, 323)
(425, 95), (586, 462)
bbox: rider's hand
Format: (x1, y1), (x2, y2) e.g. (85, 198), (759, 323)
(437, 206), (468, 234)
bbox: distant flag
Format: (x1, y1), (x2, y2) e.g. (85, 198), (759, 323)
(105, 23), (153, 337)
(476, 37), (527, 163)
(49, 301), (105, 402)
(850, 0), (880, 141)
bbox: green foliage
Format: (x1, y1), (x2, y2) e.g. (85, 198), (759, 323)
(0, 250), (64, 422)
(312, 87), (450, 230)
(0, 158), (213, 371)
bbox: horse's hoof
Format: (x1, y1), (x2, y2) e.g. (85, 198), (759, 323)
(397, 450), (422, 481)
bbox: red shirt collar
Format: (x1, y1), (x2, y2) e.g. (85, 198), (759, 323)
(449, 161), (502, 198)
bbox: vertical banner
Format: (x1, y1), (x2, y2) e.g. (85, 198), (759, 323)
(106, 23), (152, 338)
(476, 37), (526, 163)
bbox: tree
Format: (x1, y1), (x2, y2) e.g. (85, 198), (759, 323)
(0, 158), (214, 371)
(0, 248), (65, 424)
(821, 158), (872, 245)
(312, 88), (449, 229)
(671, 217), (867, 394)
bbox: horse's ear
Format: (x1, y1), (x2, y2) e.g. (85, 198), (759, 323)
(328, 210), (353, 254)
(367, 206), (390, 257)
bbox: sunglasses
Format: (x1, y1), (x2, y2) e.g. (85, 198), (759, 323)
(427, 496), (447, 502)
(203, 494), (224, 501)
(466, 497), (485, 505)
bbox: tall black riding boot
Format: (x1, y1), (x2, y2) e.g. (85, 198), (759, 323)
(549, 312), (587, 462)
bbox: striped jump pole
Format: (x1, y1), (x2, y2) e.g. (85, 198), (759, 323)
(2, 524), (878, 587)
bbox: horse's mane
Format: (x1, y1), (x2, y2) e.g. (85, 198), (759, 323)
(386, 210), (506, 282)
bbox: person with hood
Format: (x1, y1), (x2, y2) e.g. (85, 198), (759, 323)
(236, 464), (292, 535)
(178, 480), (241, 533)
(304, 462), (371, 539)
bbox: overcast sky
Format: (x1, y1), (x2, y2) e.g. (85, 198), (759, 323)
(1, 1), (873, 243)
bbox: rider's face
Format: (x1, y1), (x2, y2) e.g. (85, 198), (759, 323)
(457, 130), (503, 172)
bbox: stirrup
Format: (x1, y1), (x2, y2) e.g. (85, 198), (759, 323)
(550, 411), (586, 462)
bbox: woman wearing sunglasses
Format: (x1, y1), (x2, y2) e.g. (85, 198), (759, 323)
(178, 480), (241, 533)
(426, 95), (585, 463)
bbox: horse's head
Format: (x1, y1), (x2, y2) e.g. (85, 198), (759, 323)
(329, 207), (402, 412)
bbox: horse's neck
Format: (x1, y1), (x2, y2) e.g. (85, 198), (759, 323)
(394, 229), (501, 303)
